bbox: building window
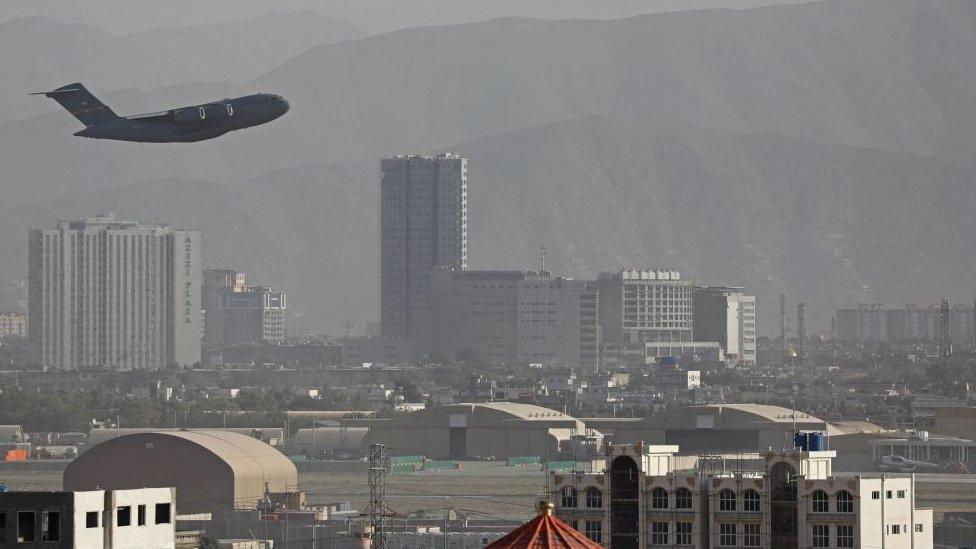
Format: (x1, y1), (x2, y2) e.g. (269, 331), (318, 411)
(86, 511), (99, 528)
(675, 488), (693, 509)
(811, 490), (829, 512)
(719, 489), (736, 511)
(585, 487), (602, 508)
(837, 524), (854, 547)
(872, 491), (880, 500)
(117, 506), (131, 527)
(137, 504), (146, 526)
(836, 490), (854, 513)
(651, 522), (668, 545)
(0, 512), (5, 543)
(897, 490), (906, 499)
(915, 523), (923, 533)
(886, 490), (892, 499)
(743, 523), (760, 547)
(743, 489), (760, 512)
(652, 487), (669, 509)
(17, 511), (35, 542)
(41, 511), (60, 542)
(561, 487), (578, 508)
(719, 523), (736, 546)
(891, 525), (901, 535)
(584, 520), (602, 543)
(675, 522), (692, 545)
(812, 524), (829, 547)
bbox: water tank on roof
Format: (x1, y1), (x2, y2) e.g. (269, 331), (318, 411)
(807, 432), (824, 451)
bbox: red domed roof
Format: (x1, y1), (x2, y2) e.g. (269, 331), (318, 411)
(486, 502), (604, 549)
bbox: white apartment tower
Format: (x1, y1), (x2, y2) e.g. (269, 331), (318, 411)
(693, 286), (757, 366)
(28, 213), (201, 370)
(551, 443), (933, 549)
(380, 154), (467, 346)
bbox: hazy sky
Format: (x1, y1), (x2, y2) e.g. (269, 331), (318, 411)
(0, 0), (817, 34)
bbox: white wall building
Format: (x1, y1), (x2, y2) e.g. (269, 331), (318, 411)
(598, 270), (693, 347)
(0, 487), (175, 548)
(550, 443), (932, 549)
(28, 213), (201, 370)
(693, 287), (757, 366)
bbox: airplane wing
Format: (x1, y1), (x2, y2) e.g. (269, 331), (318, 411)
(126, 110), (171, 120)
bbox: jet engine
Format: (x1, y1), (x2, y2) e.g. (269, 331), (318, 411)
(173, 106), (207, 123)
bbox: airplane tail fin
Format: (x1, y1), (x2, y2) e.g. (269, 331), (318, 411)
(30, 83), (117, 126)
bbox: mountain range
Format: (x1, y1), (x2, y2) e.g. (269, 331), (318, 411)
(1, 0), (975, 334)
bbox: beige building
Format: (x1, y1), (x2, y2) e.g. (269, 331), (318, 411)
(28, 213), (201, 370)
(551, 443), (932, 549)
(64, 430), (297, 515)
(203, 270), (286, 347)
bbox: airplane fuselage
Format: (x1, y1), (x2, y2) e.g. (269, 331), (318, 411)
(75, 93), (289, 143)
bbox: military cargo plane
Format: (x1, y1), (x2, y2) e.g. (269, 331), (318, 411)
(32, 82), (289, 142)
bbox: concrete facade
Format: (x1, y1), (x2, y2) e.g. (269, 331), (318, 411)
(28, 213), (201, 370)
(380, 154), (467, 347)
(693, 287), (757, 366)
(551, 443), (932, 549)
(430, 268), (599, 368)
(0, 487), (175, 548)
(598, 270), (693, 347)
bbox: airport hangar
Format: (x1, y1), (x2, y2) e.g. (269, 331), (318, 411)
(64, 430), (298, 514)
(345, 402), (586, 459)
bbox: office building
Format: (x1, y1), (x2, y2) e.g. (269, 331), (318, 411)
(429, 268), (599, 368)
(693, 286), (757, 365)
(0, 311), (27, 339)
(202, 270), (286, 347)
(28, 213), (201, 370)
(597, 269), (693, 346)
(380, 154), (467, 347)
(202, 269), (246, 347)
(0, 487), (175, 547)
(835, 303), (975, 346)
(551, 442), (933, 549)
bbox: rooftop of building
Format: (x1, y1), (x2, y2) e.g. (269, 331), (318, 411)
(598, 269), (682, 281)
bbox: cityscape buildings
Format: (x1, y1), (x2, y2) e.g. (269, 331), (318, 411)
(551, 442), (933, 549)
(203, 269), (286, 347)
(429, 268), (599, 369)
(835, 303), (975, 346)
(28, 213), (201, 370)
(693, 286), (757, 365)
(380, 154), (468, 347)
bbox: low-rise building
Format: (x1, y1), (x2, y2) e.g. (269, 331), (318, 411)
(550, 442), (933, 549)
(0, 311), (27, 338)
(0, 487), (175, 548)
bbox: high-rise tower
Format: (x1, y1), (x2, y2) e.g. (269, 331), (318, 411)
(28, 213), (201, 370)
(380, 154), (467, 347)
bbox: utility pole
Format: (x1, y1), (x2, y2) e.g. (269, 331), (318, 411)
(365, 443), (401, 549)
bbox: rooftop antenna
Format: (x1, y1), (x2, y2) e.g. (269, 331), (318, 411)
(539, 246), (548, 274)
